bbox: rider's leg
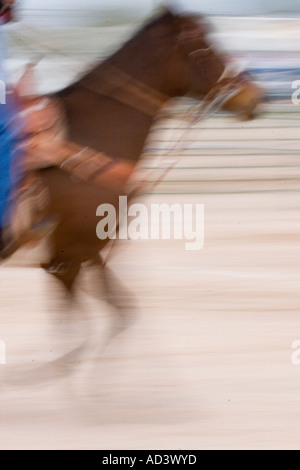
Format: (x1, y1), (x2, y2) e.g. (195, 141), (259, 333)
(0, 95), (57, 258)
(0, 120), (14, 254)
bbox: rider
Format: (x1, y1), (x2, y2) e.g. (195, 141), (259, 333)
(0, 0), (19, 253)
(0, 0), (58, 258)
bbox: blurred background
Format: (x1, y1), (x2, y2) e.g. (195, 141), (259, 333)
(1, 0), (300, 451)
(12, 0), (300, 25)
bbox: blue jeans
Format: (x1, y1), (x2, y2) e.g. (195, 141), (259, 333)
(0, 119), (13, 228)
(0, 92), (24, 229)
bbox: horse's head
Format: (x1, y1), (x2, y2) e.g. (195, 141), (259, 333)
(167, 11), (264, 119)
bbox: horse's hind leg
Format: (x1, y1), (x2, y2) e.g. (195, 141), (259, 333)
(91, 254), (137, 338)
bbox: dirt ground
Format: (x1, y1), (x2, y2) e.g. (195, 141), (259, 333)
(0, 111), (300, 450)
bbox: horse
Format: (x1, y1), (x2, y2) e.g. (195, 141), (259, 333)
(3, 8), (263, 333)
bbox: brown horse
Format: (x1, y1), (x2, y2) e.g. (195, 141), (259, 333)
(7, 9), (263, 324)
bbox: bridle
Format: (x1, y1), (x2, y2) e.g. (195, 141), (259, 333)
(189, 45), (214, 58)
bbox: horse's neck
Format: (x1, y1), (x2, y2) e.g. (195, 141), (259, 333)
(58, 50), (175, 164)
(59, 26), (176, 164)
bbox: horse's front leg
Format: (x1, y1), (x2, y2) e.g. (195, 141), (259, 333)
(90, 253), (137, 339)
